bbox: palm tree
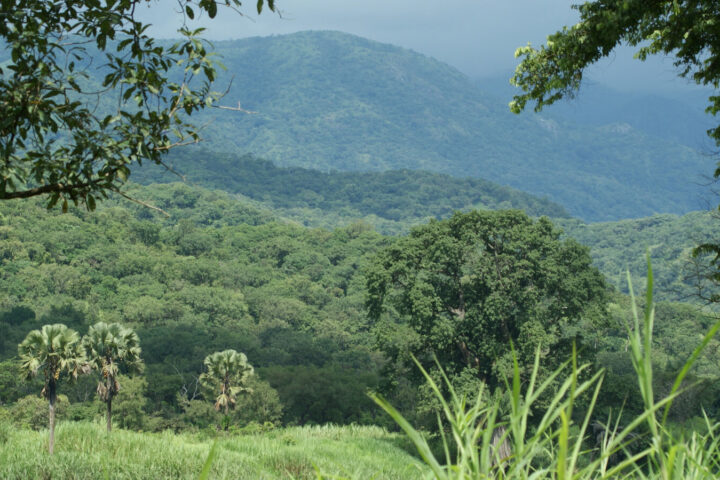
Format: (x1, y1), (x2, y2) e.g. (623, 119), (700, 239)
(18, 323), (88, 454)
(83, 322), (143, 432)
(200, 350), (254, 421)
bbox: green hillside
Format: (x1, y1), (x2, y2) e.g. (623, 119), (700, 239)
(136, 155), (720, 304)
(135, 151), (569, 234)
(0, 185), (393, 427)
(185, 30), (712, 221)
(2, 182), (720, 480)
(560, 212), (720, 303)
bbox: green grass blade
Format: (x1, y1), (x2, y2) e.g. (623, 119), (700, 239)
(198, 440), (219, 480)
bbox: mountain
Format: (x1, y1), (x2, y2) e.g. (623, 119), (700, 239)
(476, 74), (715, 152)
(135, 151), (570, 234)
(181, 30), (714, 222)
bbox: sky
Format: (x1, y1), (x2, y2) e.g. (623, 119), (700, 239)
(139, 0), (704, 95)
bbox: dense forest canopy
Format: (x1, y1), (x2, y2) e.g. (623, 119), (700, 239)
(133, 150), (570, 233)
(1, 184), (718, 434)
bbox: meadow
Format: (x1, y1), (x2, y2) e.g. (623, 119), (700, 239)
(0, 422), (425, 479)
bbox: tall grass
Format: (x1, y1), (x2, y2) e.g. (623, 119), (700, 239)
(0, 422), (425, 479)
(371, 258), (720, 479)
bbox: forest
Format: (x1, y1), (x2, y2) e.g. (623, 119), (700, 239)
(1, 182), (720, 477)
(3, 0), (720, 478)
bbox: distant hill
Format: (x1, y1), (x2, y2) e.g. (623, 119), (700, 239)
(182, 30), (714, 222)
(135, 151), (570, 234)
(560, 212), (720, 303)
(476, 74), (715, 152)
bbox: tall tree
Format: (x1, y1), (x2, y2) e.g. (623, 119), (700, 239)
(200, 349), (254, 419)
(0, 0), (275, 208)
(366, 210), (608, 396)
(18, 324), (87, 454)
(83, 322), (143, 432)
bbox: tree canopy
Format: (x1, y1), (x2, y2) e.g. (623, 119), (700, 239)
(200, 349), (254, 415)
(510, 0), (720, 144)
(0, 0), (274, 209)
(366, 210), (609, 394)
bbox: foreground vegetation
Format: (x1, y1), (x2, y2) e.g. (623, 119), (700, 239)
(375, 264), (720, 479)
(0, 422), (423, 479)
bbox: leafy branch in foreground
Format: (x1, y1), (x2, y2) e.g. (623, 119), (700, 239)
(371, 256), (720, 479)
(0, 0), (276, 209)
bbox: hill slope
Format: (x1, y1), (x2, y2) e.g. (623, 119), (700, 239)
(136, 151), (570, 234)
(188, 30), (712, 221)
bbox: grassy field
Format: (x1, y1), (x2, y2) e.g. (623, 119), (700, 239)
(0, 422), (426, 479)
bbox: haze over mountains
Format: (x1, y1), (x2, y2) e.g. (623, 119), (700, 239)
(170, 30), (716, 222)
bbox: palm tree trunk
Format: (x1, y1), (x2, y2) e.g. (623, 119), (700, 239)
(106, 397), (112, 432)
(48, 381), (56, 455)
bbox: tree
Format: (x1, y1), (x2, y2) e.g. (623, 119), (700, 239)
(366, 210), (608, 396)
(0, 0), (275, 209)
(199, 349), (254, 422)
(509, 1), (720, 144)
(18, 324), (87, 454)
(83, 322), (143, 432)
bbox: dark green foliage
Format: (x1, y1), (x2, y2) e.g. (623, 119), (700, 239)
(596, 296), (720, 421)
(134, 151), (570, 234)
(261, 365), (381, 425)
(366, 210), (609, 398)
(0, 184), (389, 426)
(559, 212), (720, 303)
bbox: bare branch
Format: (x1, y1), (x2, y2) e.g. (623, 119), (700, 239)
(110, 188), (170, 217)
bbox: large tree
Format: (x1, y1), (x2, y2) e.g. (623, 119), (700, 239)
(0, 0), (275, 209)
(83, 322), (143, 432)
(18, 324), (88, 454)
(366, 210), (608, 395)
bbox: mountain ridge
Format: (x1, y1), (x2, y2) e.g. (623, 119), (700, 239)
(184, 30), (713, 221)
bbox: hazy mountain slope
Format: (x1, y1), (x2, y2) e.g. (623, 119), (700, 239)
(135, 151), (570, 234)
(477, 74), (715, 151)
(191, 30), (712, 221)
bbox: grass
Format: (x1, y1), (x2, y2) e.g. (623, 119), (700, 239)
(0, 422), (426, 479)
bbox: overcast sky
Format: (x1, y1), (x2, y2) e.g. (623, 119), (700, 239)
(140, 0), (703, 94)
